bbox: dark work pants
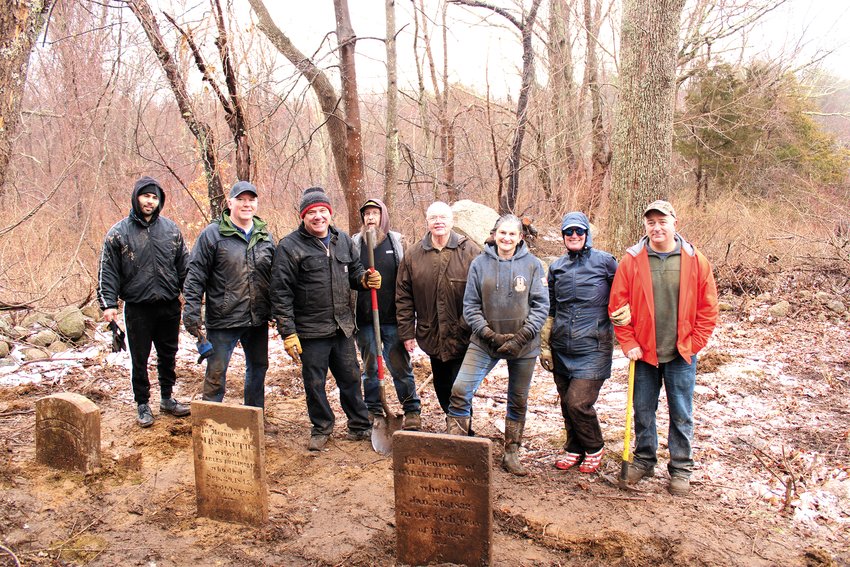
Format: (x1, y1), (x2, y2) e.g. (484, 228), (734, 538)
(552, 349), (611, 454)
(124, 299), (181, 405)
(429, 356), (465, 414)
(301, 333), (371, 436)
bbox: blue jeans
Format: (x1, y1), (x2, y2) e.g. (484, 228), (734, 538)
(355, 324), (421, 414)
(301, 333), (371, 436)
(447, 342), (536, 422)
(203, 325), (268, 408)
(633, 355), (697, 478)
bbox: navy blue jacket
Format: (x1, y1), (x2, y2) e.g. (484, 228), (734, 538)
(547, 212), (618, 354)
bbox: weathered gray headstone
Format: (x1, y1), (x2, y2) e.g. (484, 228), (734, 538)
(192, 401), (268, 525)
(35, 393), (101, 473)
(394, 431), (492, 567)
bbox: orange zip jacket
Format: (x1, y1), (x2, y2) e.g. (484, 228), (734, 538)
(609, 236), (718, 366)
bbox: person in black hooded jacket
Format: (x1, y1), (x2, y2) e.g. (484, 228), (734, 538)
(97, 176), (190, 428)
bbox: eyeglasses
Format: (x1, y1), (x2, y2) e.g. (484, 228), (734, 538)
(563, 227), (586, 237)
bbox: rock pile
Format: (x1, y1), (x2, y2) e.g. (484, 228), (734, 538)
(0, 303), (101, 363)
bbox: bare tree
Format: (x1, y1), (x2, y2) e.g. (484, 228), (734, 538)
(450, 0), (543, 214)
(608, 0), (686, 253)
(247, 0), (365, 230)
(163, 0), (252, 182)
(126, 0), (226, 218)
(582, 0), (610, 213)
(384, 0), (400, 206)
(0, 0), (55, 194)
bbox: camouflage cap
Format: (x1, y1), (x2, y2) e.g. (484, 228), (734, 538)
(643, 200), (676, 218)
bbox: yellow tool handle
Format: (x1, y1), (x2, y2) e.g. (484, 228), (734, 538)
(622, 359), (636, 463)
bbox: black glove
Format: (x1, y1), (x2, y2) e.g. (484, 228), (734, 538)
(496, 325), (536, 357)
(479, 326), (513, 348)
(109, 321), (126, 353)
(196, 339), (214, 364)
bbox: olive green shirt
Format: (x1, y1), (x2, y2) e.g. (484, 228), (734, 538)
(647, 238), (681, 363)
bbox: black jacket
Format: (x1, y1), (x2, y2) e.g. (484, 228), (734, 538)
(97, 176), (188, 309)
(182, 211), (275, 330)
(271, 224), (367, 339)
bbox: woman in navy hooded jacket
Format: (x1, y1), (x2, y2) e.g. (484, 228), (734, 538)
(446, 214), (549, 476)
(541, 212), (627, 473)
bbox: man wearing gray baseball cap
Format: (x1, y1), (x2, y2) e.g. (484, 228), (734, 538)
(183, 181), (276, 410)
(609, 200), (719, 496)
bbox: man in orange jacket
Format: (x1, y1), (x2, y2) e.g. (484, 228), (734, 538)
(609, 200), (718, 496)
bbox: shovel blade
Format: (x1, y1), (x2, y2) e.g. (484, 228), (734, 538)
(371, 414), (404, 455)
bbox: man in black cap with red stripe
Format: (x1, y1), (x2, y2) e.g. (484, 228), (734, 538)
(271, 186), (380, 451)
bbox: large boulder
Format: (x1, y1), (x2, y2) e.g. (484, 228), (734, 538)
(451, 200), (499, 249)
(56, 307), (86, 340)
(30, 329), (59, 347)
(0, 340), (9, 358)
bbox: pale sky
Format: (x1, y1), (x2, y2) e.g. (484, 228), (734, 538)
(267, 0), (850, 99)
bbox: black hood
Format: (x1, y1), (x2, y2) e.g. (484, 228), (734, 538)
(131, 176), (165, 224)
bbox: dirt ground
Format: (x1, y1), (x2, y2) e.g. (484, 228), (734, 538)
(1, 286), (849, 566)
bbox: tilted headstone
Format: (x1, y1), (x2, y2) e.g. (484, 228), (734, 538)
(192, 401), (268, 525)
(394, 431), (492, 567)
(35, 393), (101, 473)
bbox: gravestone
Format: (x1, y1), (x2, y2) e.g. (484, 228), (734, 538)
(35, 393), (101, 473)
(192, 401), (267, 525)
(394, 431), (492, 567)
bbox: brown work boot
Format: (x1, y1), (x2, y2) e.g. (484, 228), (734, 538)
(308, 434), (329, 451)
(402, 411), (421, 431)
(669, 476), (690, 496)
(445, 416), (470, 436)
(501, 419), (528, 476)
(626, 463), (655, 484)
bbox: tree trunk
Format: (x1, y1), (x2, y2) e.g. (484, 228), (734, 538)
(128, 0), (225, 218)
(501, 0), (543, 214)
(0, 0), (55, 195)
(384, 0), (400, 207)
(584, 0), (610, 214)
(334, 0), (366, 229)
(547, 0), (578, 187)
(608, 0), (685, 254)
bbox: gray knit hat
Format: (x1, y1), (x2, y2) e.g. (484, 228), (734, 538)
(299, 186), (333, 218)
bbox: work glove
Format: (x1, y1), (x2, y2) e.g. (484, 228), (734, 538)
(610, 303), (631, 327)
(108, 321), (126, 353)
(496, 325), (536, 357)
(184, 322), (202, 338)
(196, 338), (214, 364)
(479, 326), (513, 348)
(284, 333), (302, 363)
(361, 268), (382, 290)
(539, 316), (554, 372)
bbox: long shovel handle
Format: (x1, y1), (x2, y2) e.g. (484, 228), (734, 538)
(366, 229), (391, 417)
(622, 359), (636, 462)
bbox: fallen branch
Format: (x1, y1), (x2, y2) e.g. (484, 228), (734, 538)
(0, 543), (21, 567)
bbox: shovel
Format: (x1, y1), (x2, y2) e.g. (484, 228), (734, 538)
(109, 321), (126, 352)
(366, 229), (404, 455)
(618, 359), (636, 489)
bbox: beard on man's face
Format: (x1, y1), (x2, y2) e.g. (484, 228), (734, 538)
(360, 224), (386, 245)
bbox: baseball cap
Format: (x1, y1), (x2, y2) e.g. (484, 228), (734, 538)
(229, 181), (258, 199)
(643, 200), (676, 218)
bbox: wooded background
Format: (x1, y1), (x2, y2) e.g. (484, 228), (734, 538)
(1, 0), (848, 309)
